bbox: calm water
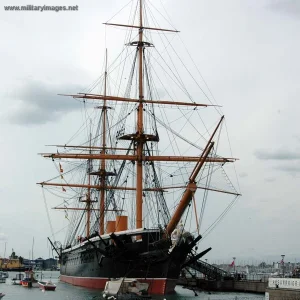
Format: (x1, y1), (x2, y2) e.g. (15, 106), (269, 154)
(0, 271), (265, 300)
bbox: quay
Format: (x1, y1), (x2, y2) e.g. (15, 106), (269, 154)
(178, 277), (267, 293)
(178, 259), (267, 293)
(178, 259), (300, 299)
(265, 278), (300, 299)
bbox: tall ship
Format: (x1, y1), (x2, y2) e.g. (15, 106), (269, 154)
(38, 0), (240, 294)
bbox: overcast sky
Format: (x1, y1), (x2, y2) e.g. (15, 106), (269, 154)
(0, 0), (299, 265)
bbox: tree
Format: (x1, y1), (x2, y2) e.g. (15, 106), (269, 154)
(19, 256), (24, 265)
(258, 262), (267, 268)
(10, 249), (18, 259)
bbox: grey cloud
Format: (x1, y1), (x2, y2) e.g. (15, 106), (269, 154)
(268, 0), (300, 18)
(5, 80), (83, 125)
(294, 135), (300, 142)
(239, 172), (248, 178)
(274, 165), (300, 174)
(264, 177), (276, 183)
(259, 199), (269, 203)
(0, 233), (7, 241)
(254, 149), (300, 160)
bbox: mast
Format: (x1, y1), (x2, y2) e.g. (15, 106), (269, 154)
(86, 129), (92, 237)
(99, 49), (108, 235)
(136, 0), (144, 230)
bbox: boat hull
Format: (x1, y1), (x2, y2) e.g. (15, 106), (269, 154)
(38, 282), (56, 291)
(42, 286), (56, 291)
(12, 279), (22, 285)
(60, 275), (177, 294)
(21, 281), (39, 288)
(60, 229), (192, 294)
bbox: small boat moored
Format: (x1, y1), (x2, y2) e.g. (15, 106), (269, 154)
(11, 273), (23, 285)
(0, 292), (5, 299)
(38, 280), (57, 291)
(0, 272), (7, 284)
(21, 270), (39, 288)
(103, 278), (151, 300)
(0, 273), (8, 279)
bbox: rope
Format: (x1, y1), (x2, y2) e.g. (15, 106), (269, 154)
(42, 187), (55, 241)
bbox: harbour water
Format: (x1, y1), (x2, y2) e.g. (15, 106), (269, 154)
(0, 271), (265, 300)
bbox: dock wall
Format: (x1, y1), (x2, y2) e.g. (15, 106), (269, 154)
(266, 287), (300, 299)
(265, 278), (300, 299)
(178, 278), (267, 293)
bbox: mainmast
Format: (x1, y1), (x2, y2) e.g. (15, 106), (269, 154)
(136, 0), (144, 230)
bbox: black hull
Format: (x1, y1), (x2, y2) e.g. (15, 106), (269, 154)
(60, 229), (193, 294)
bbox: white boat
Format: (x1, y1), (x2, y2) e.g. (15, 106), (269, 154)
(0, 275), (5, 284)
(0, 292), (5, 299)
(0, 273), (8, 279)
(11, 273), (23, 285)
(0, 272), (8, 283)
(103, 278), (150, 300)
(38, 280), (57, 291)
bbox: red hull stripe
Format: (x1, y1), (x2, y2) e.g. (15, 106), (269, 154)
(60, 275), (177, 295)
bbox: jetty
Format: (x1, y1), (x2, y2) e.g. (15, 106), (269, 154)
(178, 260), (267, 293)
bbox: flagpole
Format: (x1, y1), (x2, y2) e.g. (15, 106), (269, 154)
(32, 237), (34, 260)
(281, 254), (285, 277)
(233, 257), (236, 273)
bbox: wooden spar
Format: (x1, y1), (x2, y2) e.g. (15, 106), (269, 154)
(40, 153), (236, 163)
(55, 208), (100, 211)
(60, 93), (220, 107)
(166, 115), (225, 235)
(38, 182), (137, 190)
(162, 185), (241, 196)
(190, 116), (224, 182)
(37, 181), (241, 196)
(46, 145), (130, 151)
(166, 142), (215, 235)
(136, 0), (144, 231)
(103, 22), (179, 33)
(99, 49), (108, 235)
(54, 208), (122, 211)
